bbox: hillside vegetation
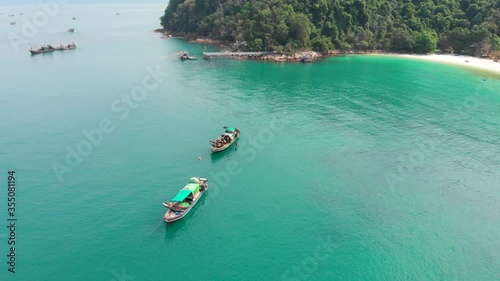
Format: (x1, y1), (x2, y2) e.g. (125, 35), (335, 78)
(160, 0), (500, 55)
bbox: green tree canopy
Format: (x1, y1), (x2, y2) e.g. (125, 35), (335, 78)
(160, 0), (500, 55)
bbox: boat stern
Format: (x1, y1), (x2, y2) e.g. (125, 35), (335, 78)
(164, 211), (181, 223)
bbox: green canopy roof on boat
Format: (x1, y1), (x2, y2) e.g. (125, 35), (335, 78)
(172, 189), (192, 202)
(189, 177), (200, 184)
(225, 127), (236, 133)
(184, 183), (200, 194)
(171, 179), (201, 202)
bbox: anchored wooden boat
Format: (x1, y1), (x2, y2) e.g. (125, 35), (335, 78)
(163, 177), (208, 223)
(30, 43), (76, 55)
(30, 45), (56, 54)
(180, 51), (198, 61)
(210, 127), (240, 153)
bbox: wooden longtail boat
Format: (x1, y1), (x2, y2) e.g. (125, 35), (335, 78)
(210, 127), (240, 153)
(163, 177), (208, 223)
(30, 45), (56, 54)
(30, 43), (76, 55)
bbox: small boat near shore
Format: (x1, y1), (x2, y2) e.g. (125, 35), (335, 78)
(210, 127), (240, 153)
(181, 56), (197, 61)
(180, 51), (197, 61)
(30, 43), (76, 55)
(163, 177), (208, 223)
(68, 28), (75, 33)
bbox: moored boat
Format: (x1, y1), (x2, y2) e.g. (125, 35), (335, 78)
(55, 43), (74, 51)
(210, 127), (240, 152)
(181, 56), (198, 60)
(68, 28), (75, 32)
(30, 43), (76, 55)
(30, 45), (56, 54)
(180, 51), (198, 61)
(163, 177), (208, 223)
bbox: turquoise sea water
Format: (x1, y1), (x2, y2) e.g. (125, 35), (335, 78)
(1, 3), (499, 281)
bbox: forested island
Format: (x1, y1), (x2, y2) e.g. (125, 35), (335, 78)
(160, 0), (499, 59)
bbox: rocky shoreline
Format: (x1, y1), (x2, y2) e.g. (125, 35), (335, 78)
(154, 29), (224, 44)
(259, 50), (392, 62)
(154, 29), (499, 64)
(260, 51), (322, 62)
(157, 30), (309, 61)
(154, 29), (391, 62)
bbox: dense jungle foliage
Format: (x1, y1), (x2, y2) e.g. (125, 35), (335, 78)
(161, 0), (500, 55)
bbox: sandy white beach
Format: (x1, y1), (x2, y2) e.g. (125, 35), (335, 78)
(392, 54), (500, 75)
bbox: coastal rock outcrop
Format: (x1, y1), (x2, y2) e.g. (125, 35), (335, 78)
(261, 51), (322, 62)
(190, 38), (222, 44)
